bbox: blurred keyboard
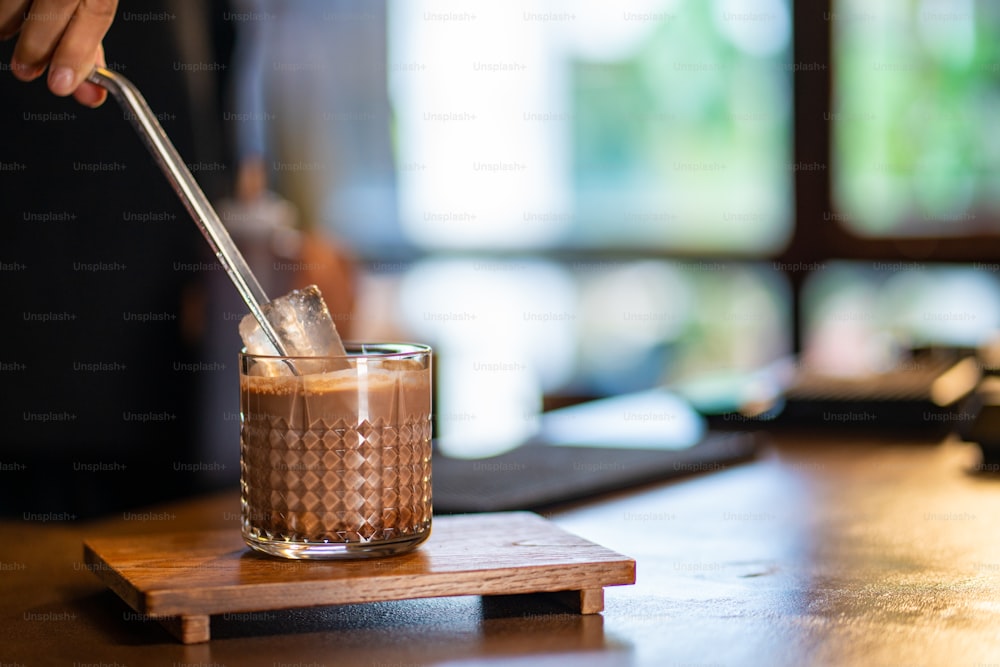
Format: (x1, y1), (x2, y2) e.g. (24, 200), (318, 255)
(707, 350), (982, 437)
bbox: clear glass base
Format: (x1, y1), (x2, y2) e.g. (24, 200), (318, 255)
(243, 528), (431, 560)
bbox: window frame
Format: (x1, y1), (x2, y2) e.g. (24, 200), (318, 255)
(788, 1), (1000, 263)
(781, 1), (1000, 350)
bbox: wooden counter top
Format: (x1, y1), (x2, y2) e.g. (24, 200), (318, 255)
(2, 434), (1000, 665)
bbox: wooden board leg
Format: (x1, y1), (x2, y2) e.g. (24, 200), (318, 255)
(159, 614), (211, 644)
(550, 587), (604, 614)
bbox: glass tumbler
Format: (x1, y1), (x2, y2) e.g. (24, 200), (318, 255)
(240, 343), (432, 559)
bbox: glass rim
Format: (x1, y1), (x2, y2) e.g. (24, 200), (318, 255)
(239, 341), (431, 362)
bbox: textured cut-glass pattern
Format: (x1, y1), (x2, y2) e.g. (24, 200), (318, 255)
(241, 415), (432, 544)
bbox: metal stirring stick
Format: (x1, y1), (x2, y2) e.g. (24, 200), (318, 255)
(86, 66), (292, 360)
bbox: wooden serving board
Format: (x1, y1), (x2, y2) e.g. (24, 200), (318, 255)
(83, 511), (635, 644)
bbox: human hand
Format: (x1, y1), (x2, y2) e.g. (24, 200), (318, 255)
(0, 0), (118, 107)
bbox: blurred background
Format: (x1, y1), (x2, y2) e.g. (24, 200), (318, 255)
(3, 0), (1000, 516)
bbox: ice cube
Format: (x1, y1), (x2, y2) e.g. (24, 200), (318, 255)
(239, 284), (348, 375)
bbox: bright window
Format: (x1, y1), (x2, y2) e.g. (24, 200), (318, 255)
(387, 0), (793, 252)
(832, 0), (1000, 235)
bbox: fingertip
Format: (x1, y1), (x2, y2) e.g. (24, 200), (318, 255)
(48, 66), (76, 96)
(10, 59), (44, 82)
(74, 82), (107, 108)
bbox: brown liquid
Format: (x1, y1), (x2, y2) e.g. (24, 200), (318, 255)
(240, 362), (432, 544)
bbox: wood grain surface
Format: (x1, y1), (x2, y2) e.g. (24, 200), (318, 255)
(83, 511), (636, 642)
(7, 436), (1000, 664)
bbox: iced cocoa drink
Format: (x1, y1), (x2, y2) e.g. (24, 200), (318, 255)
(239, 344), (432, 559)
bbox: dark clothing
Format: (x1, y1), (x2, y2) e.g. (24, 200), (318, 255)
(0, 1), (236, 517)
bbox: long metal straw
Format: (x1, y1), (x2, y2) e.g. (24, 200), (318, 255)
(86, 66), (291, 359)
